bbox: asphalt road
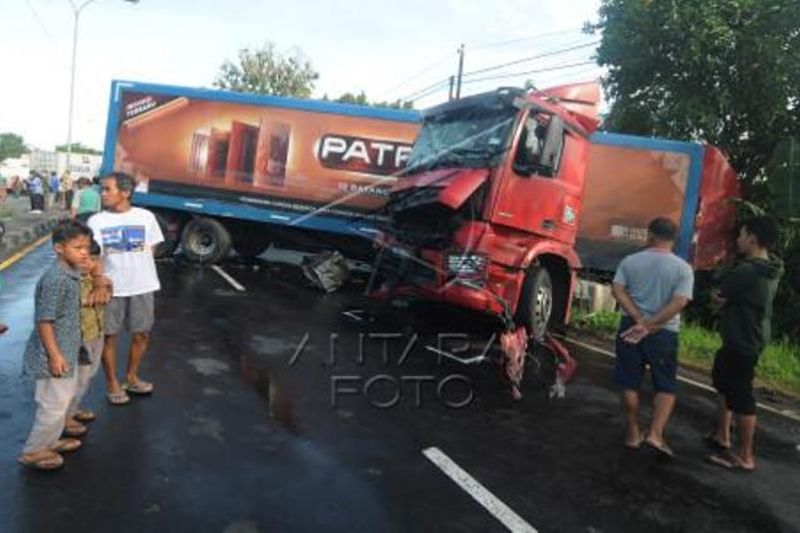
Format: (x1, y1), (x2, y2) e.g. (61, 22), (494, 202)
(0, 244), (798, 533)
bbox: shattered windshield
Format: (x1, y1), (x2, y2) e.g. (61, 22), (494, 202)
(404, 103), (518, 174)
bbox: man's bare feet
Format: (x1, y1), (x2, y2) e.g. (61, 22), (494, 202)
(625, 428), (643, 449)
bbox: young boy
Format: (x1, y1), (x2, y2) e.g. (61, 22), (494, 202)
(18, 220), (92, 470)
(64, 240), (111, 436)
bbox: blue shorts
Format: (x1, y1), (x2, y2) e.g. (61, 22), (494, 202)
(614, 317), (679, 393)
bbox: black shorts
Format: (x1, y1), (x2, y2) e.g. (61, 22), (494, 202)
(614, 317), (679, 393)
(712, 348), (757, 415)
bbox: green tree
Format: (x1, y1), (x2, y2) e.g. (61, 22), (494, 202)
(335, 91), (369, 106)
(214, 42), (319, 98)
(590, 0), (800, 189)
(0, 132), (27, 162)
(334, 91), (414, 110)
(55, 142), (102, 155)
(591, 1), (800, 341)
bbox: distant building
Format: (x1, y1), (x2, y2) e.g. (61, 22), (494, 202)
(1, 150), (102, 181)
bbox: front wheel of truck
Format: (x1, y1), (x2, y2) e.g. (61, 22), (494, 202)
(516, 266), (553, 341)
(181, 217), (232, 264)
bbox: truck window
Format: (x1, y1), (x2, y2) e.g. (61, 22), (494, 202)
(513, 114), (563, 178)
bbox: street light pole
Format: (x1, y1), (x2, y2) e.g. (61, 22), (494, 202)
(65, 0), (139, 170)
(66, 0), (97, 171)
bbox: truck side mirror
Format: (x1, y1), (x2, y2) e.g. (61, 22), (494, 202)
(539, 116), (564, 174)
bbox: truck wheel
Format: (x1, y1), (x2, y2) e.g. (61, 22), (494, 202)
(181, 217), (232, 264)
(233, 233), (271, 259)
(516, 266), (553, 341)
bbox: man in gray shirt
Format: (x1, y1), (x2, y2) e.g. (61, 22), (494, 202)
(612, 218), (694, 457)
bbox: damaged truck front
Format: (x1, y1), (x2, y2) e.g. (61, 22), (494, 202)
(370, 86), (600, 340)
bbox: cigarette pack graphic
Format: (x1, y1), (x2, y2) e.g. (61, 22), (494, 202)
(254, 119), (291, 187)
(225, 121), (259, 185)
(189, 132), (209, 177)
(206, 128), (230, 180)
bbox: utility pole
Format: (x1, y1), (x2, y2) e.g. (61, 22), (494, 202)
(448, 76), (455, 101)
(455, 44), (465, 99)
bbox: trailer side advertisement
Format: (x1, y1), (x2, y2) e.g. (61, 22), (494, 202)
(111, 89), (420, 224)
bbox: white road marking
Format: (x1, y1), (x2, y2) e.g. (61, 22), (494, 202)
(211, 265), (246, 292)
(561, 336), (800, 423)
(425, 345), (488, 365)
(422, 447), (538, 533)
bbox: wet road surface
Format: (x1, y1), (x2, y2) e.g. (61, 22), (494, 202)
(1, 244), (799, 532)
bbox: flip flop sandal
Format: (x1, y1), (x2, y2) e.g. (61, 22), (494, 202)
(51, 438), (82, 453)
(706, 452), (755, 473)
(645, 439), (675, 458)
(107, 390), (131, 405)
(63, 422), (88, 438)
(625, 437), (645, 450)
(18, 452), (64, 471)
(73, 410), (96, 423)
(123, 380), (154, 395)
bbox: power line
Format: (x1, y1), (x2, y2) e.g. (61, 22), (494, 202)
(380, 51), (457, 99)
(398, 38), (600, 105)
(462, 61), (596, 85)
(462, 40), (600, 79)
(399, 77), (452, 102)
(25, 0), (56, 47)
(405, 82), (451, 103)
(468, 27), (584, 51)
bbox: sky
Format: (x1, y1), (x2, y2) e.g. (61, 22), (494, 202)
(0, 0), (603, 151)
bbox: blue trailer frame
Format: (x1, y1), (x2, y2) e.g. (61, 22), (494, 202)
(100, 80), (421, 240)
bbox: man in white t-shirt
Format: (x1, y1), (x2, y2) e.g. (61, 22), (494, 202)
(88, 172), (164, 405)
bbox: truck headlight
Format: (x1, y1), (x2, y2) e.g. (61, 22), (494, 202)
(446, 253), (488, 279)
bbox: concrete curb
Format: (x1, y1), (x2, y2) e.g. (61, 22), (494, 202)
(0, 216), (66, 264)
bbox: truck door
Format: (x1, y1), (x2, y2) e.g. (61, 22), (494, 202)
(490, 110), (583, 245)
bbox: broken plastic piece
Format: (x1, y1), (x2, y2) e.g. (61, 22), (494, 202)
(500, 326), (528, 401)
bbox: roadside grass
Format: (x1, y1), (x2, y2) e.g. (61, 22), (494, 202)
(572, 310), (800, 397)
(0, 207), (12, 219)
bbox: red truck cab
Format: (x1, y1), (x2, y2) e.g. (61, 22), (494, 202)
(370, 85), (601, 339)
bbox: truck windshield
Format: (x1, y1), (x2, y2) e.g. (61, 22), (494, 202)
(404, 104), (518, 174)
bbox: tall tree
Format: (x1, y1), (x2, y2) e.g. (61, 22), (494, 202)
(214, 42), (319, 98)
(0, 133), (27, 162)
(590, 0), (800, 188)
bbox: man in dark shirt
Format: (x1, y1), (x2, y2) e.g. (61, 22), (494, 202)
(706, 216), (783, 472)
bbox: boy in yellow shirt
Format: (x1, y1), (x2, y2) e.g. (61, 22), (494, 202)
(65, 240), (111, 435)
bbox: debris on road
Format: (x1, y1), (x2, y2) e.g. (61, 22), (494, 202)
(302, 250), (350, 293)
(342, 309), (375, 324)
(501, 327), (528, 401)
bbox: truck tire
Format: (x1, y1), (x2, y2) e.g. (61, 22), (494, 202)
(181, 217), (232, 264)
(232, 231), (271, 259)
(515, 266), (553, 341)
(153, 212), (178, 259)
